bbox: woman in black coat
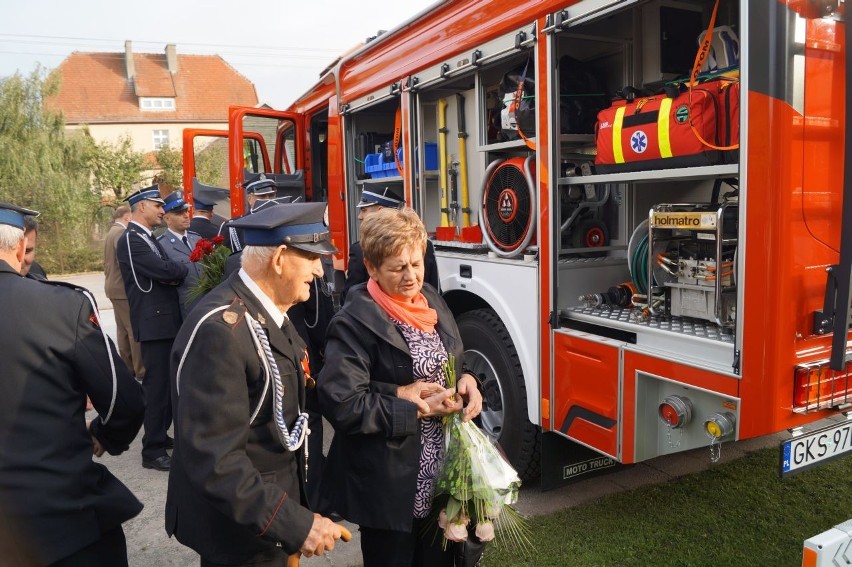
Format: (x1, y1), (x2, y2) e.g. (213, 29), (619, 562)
(318, 207), (483, 567)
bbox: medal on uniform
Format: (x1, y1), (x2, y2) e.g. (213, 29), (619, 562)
(302, 349), (315, 389)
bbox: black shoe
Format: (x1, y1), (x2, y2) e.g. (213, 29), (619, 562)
(165, 436), (174, 449)
(142, 455), (171, 471)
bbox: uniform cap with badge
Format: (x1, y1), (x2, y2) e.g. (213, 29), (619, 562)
(162, 191), (190, 213)
(0, 202), (39, 229)
(230, 202), (337, 255)
(245, 177), (277, 196)
(125, 185), (165, 206)
(356, 186), (404, 209)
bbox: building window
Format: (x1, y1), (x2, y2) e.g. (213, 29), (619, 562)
(152, 129), (170, 149)
(140, 97), (176, 111)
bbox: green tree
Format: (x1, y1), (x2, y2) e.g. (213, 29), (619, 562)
(86, 133), (146, 203)
(0, 68), (101, 274)
(195, 141), (230, 189)
(153, 144), (183, 192)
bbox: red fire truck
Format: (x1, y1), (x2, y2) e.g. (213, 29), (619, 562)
(184, 0), (852, 486)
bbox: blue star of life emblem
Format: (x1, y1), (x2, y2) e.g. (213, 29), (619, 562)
(631, 131), (648, 154)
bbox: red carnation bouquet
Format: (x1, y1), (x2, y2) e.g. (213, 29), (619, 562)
(187, 235), (231, 302)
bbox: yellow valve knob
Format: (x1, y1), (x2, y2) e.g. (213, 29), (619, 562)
(704, 412), (736, 440)
(705, 421), (722, 438)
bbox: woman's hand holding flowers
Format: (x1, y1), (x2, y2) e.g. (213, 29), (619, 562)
(396, 371), (482, 421)
(396, 382), (463, 419)
(457, 373), (483, 422)
(420, 388), (462, 419)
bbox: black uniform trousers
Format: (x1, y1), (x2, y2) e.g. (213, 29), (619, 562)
(360, 518), (451, 567)
(140, 339), (173, 460)
(48, 526), (127, 567)
(360, 518), (485, 567)
(199, 547), (286, 567)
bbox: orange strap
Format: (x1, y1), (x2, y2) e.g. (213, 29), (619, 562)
(393, 106), (406, 177)
(514, 58), (536, 151)
(687, 0), (739, 152)
(514, 81), (537, 151)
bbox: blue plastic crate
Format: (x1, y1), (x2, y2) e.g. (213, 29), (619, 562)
(368, 145), (438, 177)
(379, 149), (402, 177)
(364, 153), (391, 178)
(423, 142), (438, 171)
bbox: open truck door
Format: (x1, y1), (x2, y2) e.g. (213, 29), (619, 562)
(227, 106), (307, 218)
(182, 107), (307, 220)
(812, 2), (852, 373)
(182, 128), (270, 223)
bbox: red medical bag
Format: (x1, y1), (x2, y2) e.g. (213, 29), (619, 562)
(594, 78), (739, 173)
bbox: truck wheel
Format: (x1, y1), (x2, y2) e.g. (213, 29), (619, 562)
(456, 308), (540, 480)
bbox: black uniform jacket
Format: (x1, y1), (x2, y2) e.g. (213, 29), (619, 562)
(190, 216), (219, 239)
(116, 222), (188, 341)
(342, 239), (440, 304)
(25, 260), (47, 280)
(317, 282), (463, 532)
(166, 271), (314, 563)
(218, 216), (246, 253)
(0, 261), (145, 565)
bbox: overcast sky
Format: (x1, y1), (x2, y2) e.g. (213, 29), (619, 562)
(0, 0), (438, 109)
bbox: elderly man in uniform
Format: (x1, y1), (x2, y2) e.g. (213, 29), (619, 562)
(219, 199), (333, 513)
(0, 202), (145, 566)
(105, 204), (145, 380)
(342, 187), (440, 303)
(117, 185), (188, 472)
(190, 196), (220, 239)
(167, 202), (343, 566)
(158, 192), (202, 317)
(218, 177), (278, 252)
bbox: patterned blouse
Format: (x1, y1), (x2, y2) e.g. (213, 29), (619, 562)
(393, 319), (449, 519)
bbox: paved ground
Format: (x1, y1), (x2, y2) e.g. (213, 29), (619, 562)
(59, 272), (789, 567)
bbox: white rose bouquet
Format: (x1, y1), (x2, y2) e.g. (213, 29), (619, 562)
(432, 355), (531, 551)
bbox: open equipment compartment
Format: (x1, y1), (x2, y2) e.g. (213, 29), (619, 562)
(553, 0), (742, 372)
(343, 96), (403, 242)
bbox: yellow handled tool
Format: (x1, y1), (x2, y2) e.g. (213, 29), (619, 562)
(456, 93), (471, 228)
(438, 98), (450, 227)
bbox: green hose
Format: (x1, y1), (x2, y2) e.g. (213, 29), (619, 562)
(631, 234), (649, 295)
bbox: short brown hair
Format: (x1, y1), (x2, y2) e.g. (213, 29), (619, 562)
(360, 207), (427, 269)
(113, 205), (130, 221)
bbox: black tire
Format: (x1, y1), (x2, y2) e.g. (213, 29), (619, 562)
(456, 308), (540, 480)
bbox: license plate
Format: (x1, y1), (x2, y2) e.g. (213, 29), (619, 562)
(780, 420), (852, 477)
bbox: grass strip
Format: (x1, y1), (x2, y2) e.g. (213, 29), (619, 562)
(482, 447), (852, 566)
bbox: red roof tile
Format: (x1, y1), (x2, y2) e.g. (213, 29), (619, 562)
(45, 49), (258, 123)
(133, 53), (176, 97)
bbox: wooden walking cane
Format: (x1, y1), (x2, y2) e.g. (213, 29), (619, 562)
(287, 525), (353, 567)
